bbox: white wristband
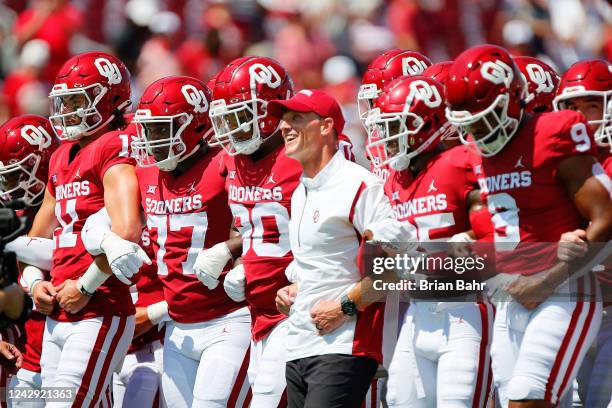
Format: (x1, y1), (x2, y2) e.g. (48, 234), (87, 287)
(147, 301), (169, 325)
(77, 261), (110, 295)
(22, 265), (44, 290)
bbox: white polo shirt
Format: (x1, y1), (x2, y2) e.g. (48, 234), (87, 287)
(286, 150), (414, 362)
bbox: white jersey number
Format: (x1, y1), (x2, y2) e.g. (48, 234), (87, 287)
(230, 202), (290, 257)
(55, 199), (78, 248)
(147, 213), (209, 276)
(413, 212), (456, 241)
(487, 192), (520, 251)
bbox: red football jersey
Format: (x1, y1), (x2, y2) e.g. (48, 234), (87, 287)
(473, 111), (597, 275)
(46, 128), (138, 321)
(138, 148), (243, 324)
(367, 130), (391, 182)
(219, 144), (301, 341)
(385, 145), (477, 241)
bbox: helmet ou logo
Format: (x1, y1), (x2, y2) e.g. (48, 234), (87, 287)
(181, 84), (209, 113)
(94, 58), (122, 86)
(402, 57), (428, 76)
(481, 60), (514, 87)
(20, 125), (52, 149)
(526, 64), (554, 94)
(249, 64), (282, 89)
(408, 80), (442, 108)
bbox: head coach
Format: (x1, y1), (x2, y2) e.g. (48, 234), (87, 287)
(267, 90), (415, 408)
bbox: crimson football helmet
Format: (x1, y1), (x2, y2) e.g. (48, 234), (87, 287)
(358, 49), (432, 129)
(553, 59), (612, 149)
(445, 44), (526, 157)
(131, 76), (212, 172)
(422, 61), (453, 86)
(209, 56), (293, 155)
(0, 115), (59, 206)
(423, 61), (456, 141)
(49, 52), (131, 141)
(514, 56), (559, 113)
(366, 76), (448, 171)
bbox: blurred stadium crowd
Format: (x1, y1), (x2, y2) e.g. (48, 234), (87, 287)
(0, 0), (609, 163)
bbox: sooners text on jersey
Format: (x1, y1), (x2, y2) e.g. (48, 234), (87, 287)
(138, 147), (243, 324)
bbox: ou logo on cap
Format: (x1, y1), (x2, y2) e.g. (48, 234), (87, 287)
(181, 84), (209, 113)
(249, 64), (282, 90)
(408, 80), (442, 108)
(20, 125), (52, 149)
(402, 57), (428, 76)
(481, 60), (514, 87)
(94, 58), (122, 86)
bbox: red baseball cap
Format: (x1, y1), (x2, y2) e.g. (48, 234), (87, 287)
(267, 89), (345, 135)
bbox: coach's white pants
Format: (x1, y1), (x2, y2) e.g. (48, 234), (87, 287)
(113, 339), (164, 408)
(248, 319), (289, 408)
(162, 307), (251, 408)
(8, 369), (43, 408)
(40, 315), (135, 408)
(386, 300), (494, 407)
(491, 275), (602, 407)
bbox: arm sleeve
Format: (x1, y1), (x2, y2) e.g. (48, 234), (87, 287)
(81, 207), (112, 256)
(5, 236), (54, 271)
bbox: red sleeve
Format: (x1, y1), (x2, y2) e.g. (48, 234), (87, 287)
(216, 150), (228, 177)
(535, 111), (598, 170)
(94, 131), (136, 181)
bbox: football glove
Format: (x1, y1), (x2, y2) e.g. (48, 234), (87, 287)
(194, 242), (232, 290)
(224, 264), (246, 302)
(100, 232), (151, 285)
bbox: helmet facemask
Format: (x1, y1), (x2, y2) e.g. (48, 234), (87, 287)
(0, 153), (44, 206)
(366, 107), (447, 171)
(357, 83), (380, 132)
(49, 83), (112, 141)
(132, 110), (194, 172)
(209, 97), (268, 156)
(446, 93), (522, 157)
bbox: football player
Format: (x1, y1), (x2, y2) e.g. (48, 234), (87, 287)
(24, 52), (148, 407)
(197, 55), (297, 407)
(422, 61), (495, 243)
(0, 114), (58, 408)
(367, 75), (494, 406)
(358, 49), (432, 181)
(130, 75), (251, 408)
(199, 56), (357, 407)
(446, 45), (612, 407)
(553, 59), (612, 408)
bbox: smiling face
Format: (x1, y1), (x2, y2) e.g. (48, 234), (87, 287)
(279, 110), (325, 162)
